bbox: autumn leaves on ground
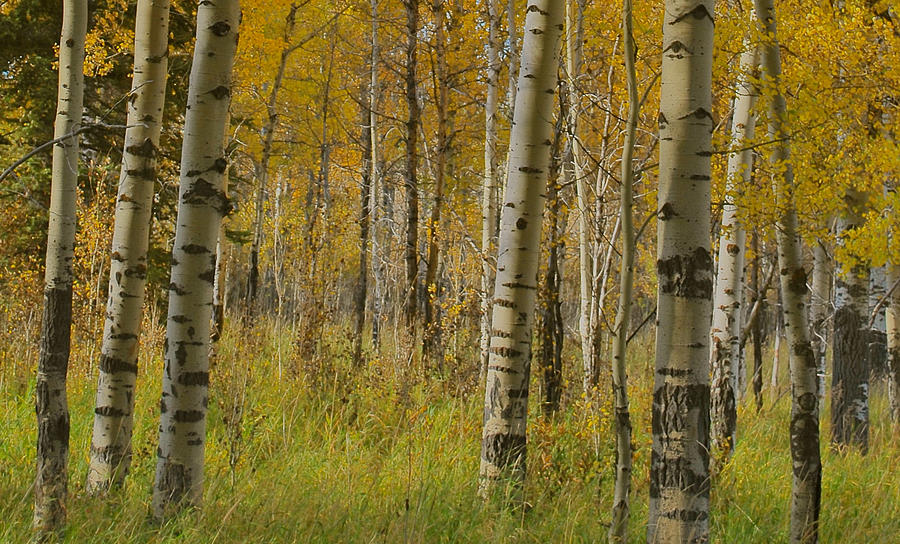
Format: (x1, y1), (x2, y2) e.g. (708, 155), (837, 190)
(0, 318), (896, 542)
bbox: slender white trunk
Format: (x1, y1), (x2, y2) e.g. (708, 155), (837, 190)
(810, 241), (830, 410)
(479, 0), (563, 492)
(710, 42), (758, 461)
(564, 0), (593, 393)
(755, 0), (822, 539)
(369, 0), (385, 348)
(505, 0), (519, 115)
(647, 0), (714, 540)
(481, 0), (501, 379)
(887, 262), (900, 427)
(87, 0), (171, 493)
(608, 0), (636, 537)
(151, 0), (239, 519)
(33, 0), (86, 536)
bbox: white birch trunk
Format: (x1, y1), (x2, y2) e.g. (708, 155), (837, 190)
(710, 42), (758, 461)
(481, 0), (501, 379)
(151, 0), (239, 518)
(608, 0), (637, 537)
(755, 0), (822, 539)
(479, 0), (563, 492)
(33, 0), (86, 535)
(87, 0), (171, 493)
(887, 262), (900, 427)
(647, 0), (715, 540)
(810, 241), (830, 410)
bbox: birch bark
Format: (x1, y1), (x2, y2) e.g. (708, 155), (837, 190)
(647, 0), (715, 540)
(403, 0), (421, 330)
(887, 263), (900, 427)
(151, 0), (239, 518)
(608, 0), (637, 537)
(34, 0), (86, 535)
(479, 0), (563, 492)
(755, 0), (822, 539)
(710, 42), (758, 461)
(87, 0), (171, 493)
(480, 0), (501, 379)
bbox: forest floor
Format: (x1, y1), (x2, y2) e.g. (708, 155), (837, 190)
(1, 318), (898, 543)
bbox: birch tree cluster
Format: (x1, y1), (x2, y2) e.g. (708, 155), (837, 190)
(1, 0), (899, 541)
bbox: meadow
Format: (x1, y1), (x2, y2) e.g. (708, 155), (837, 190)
(1, 316), (898, 543)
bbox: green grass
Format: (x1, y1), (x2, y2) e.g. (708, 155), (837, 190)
(1, 321), (898, 543)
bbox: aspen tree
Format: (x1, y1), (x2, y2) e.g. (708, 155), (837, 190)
(353, 89), (373, 367)
(609, 0), (637, 537)
(710, 42), (758, 461)
(810, 241), (829, 408)
(888, 263), (900, 427)
(368, 0), (386, 347)
(151, 0), (239, 518)
(831, 190), (870, 453)
(247, 4), (300, 310)
(33, 0), (86, 536)
(87, 0), (171, 494)
(564, 0), (595, 393)
(479, 0), (563, 493)
(755, 0), (822, 539)
(480, 0), (501, 379)
(403, 0), (421, 330)
(647, 0), (714, 540)
(424, 0), (449, 366)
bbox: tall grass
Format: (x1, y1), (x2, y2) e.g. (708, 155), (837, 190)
(0, 317), (897, 542)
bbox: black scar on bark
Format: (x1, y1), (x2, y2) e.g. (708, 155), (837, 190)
(516, 217), (528, 230)
(110, 332), (138, 341)
(494, 298), (516, 308)
(124, 264), (147, 279)
(491, 346), (523, 358)
(126, 138), (158, 158)
(481, 432), (527, 468)
(100, 354), (138, 374)
(178, 372), (209, 386)
(183, 178), (229, 215)
(209, 86), (231, 100)
(790, 411), (821, 478)
(168, 283), (188, 296)
(658, 202), (676, 221)
(156, 460), (190, 506)
(658, 367), (692, 377)
(174, 410), (204, 423)
(671, 4), (714, 25)
(95, 406), (126, 417)
(171, 315), (190, 323)
(209, 21), (231, 36)
(786, 266), (808, 295)
(182, 244), (210, 254)
(198, 268), (216, 283)
(657, 247), (713, 299)
(650, 383), (711, 499)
